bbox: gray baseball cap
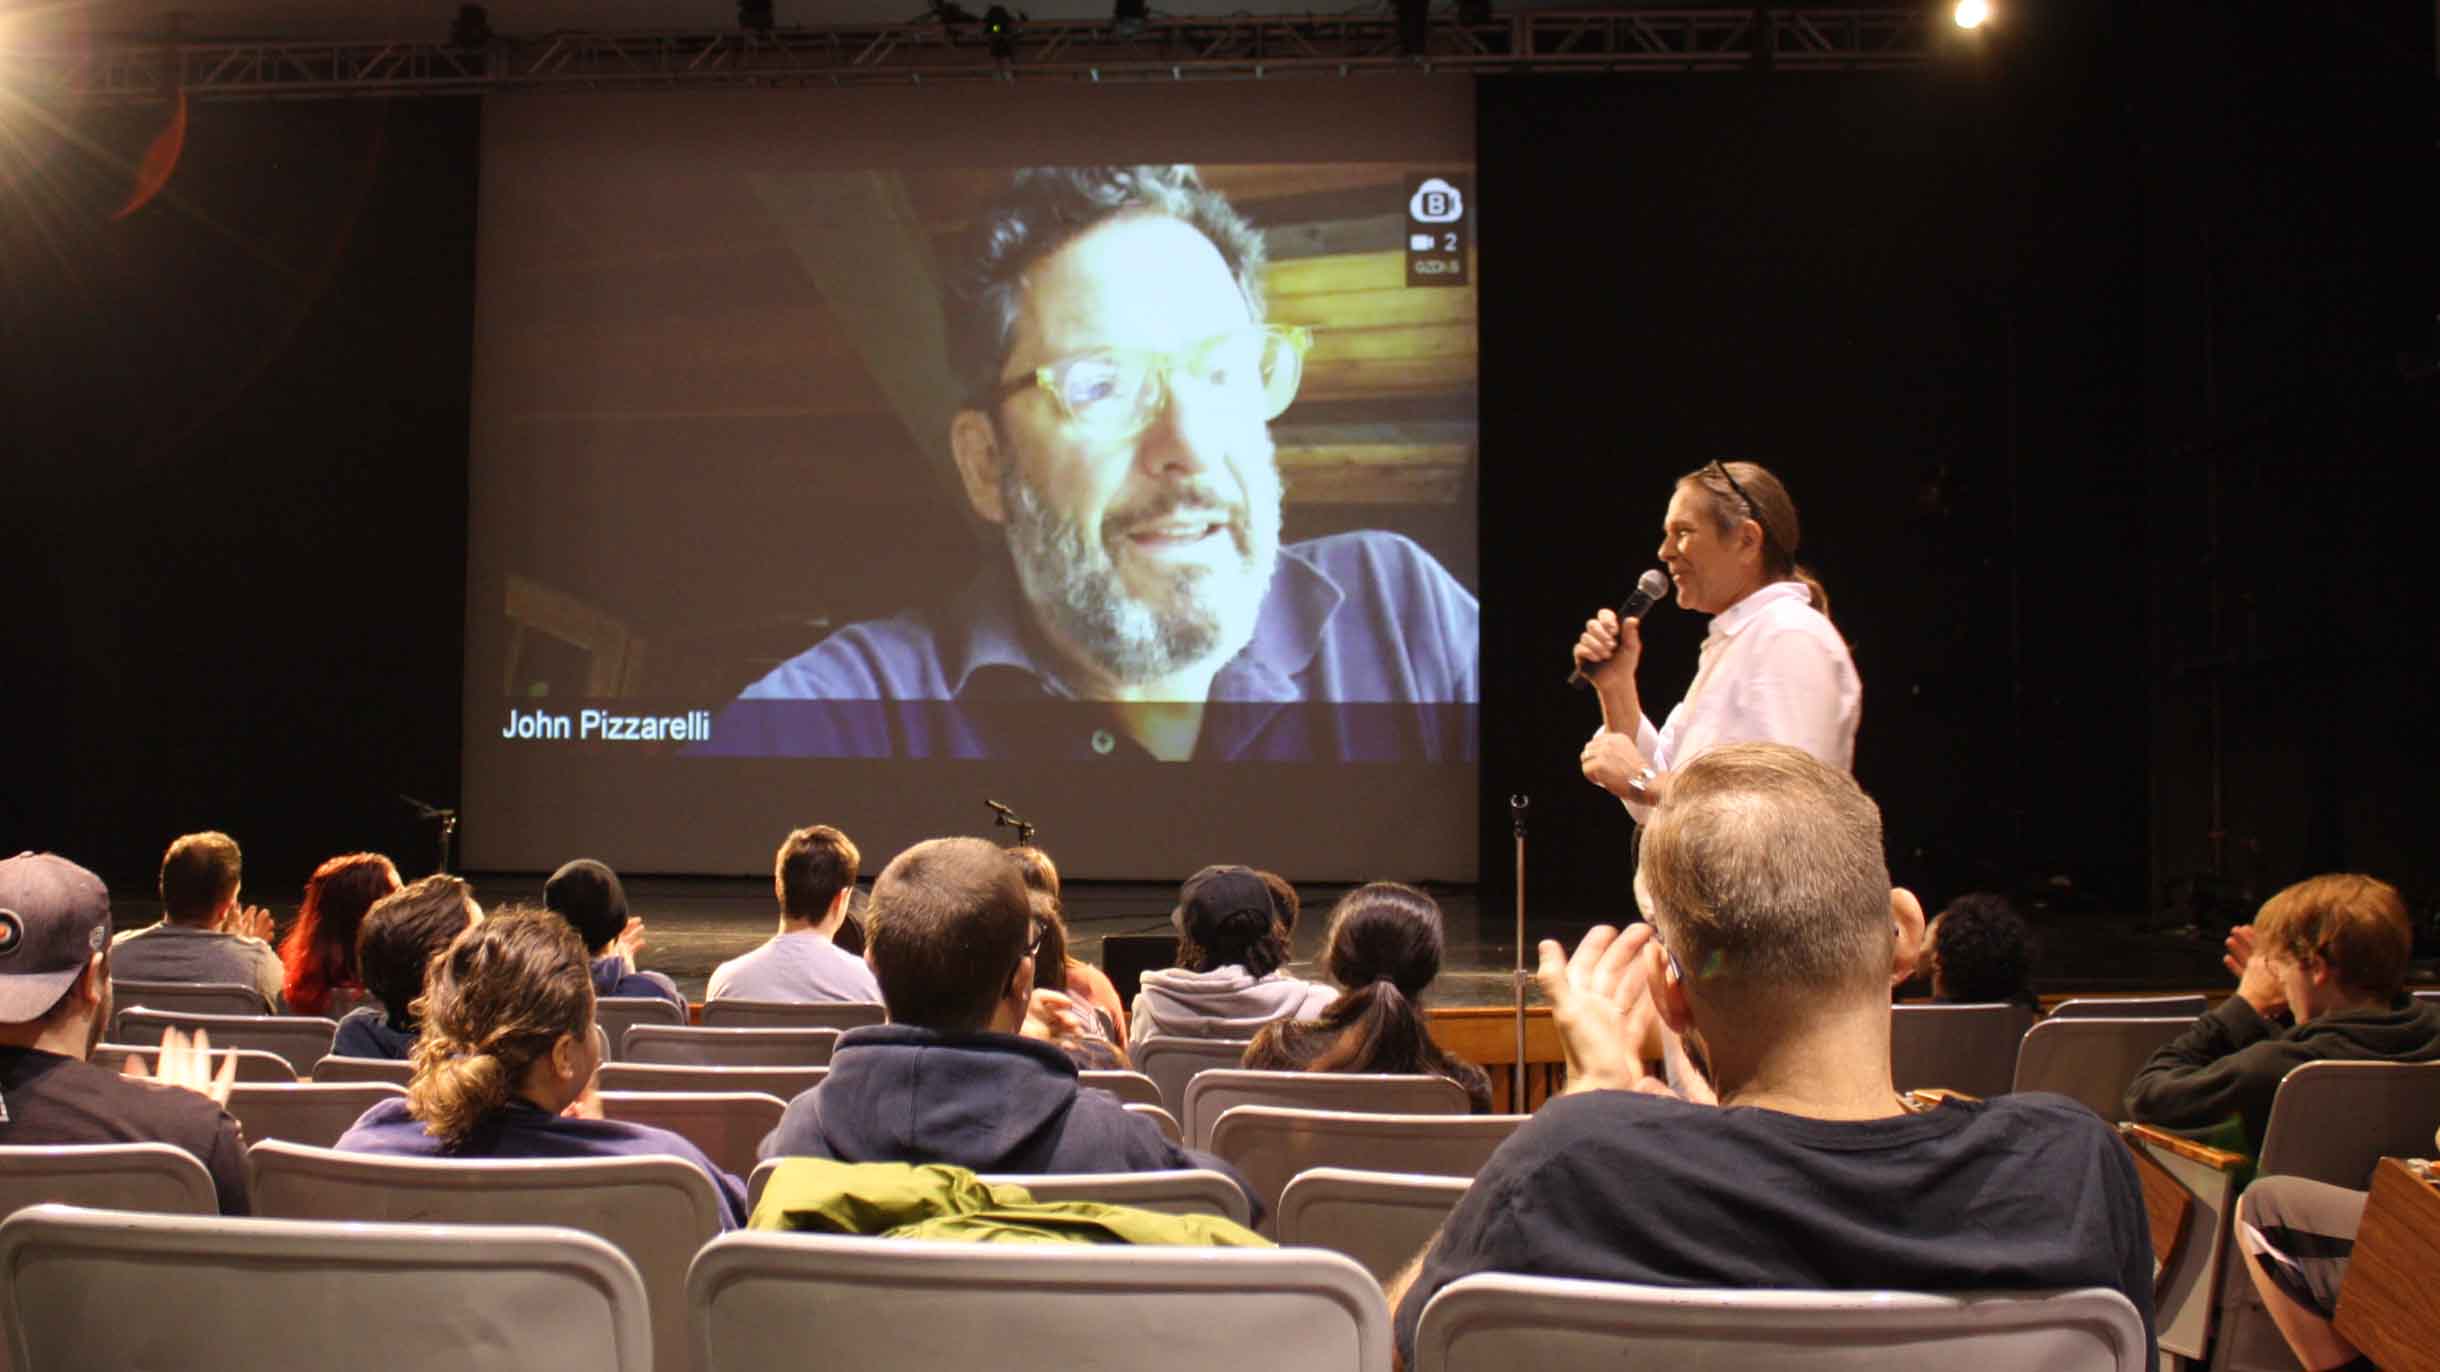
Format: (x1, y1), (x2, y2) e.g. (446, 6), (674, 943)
(0, 853), (112, 1022)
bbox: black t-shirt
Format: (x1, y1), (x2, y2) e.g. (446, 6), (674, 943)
(1394, 1089), (2155, 1366)
(0, 1046), (252, 1215)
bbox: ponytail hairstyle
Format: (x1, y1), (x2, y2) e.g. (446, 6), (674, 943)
(405, 906), (595, 1148)
(1253, 882), (1456, 1078)
(1678, 460), (1830, 621)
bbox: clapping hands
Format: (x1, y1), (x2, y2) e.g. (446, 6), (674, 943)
(1536, 924), (1715, 1104)
(121, 1027), (238, 1108)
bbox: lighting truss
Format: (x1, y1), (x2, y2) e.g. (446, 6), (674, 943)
(1, 9), (1938, 104)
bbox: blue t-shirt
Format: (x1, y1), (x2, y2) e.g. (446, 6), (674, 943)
(336, 1096), (748, 1229)
(698, 531), (1477, 761)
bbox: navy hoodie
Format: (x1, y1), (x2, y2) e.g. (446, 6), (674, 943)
(759, 1023), (1261, 1222)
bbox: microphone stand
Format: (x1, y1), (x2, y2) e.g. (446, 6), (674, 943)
(989, 802), (1037, 846)
(1510, 793), (1530, 1111)
(399, 793), (459, 875)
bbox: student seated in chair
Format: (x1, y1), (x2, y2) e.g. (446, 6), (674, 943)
(2126, 873), (2440, 1156)
(332, 874), (481, 1060)
(706, 824), (882, 1006)
(1385, 745), (2155, 1368)
(1243, 881), (1492, 1113)
(542, 859), (686, 1012)
(335, 907), (746, 1227)
(757, 837), (1257, 1219)
(0, 852), (252, 1214)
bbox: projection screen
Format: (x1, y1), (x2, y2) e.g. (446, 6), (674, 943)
(461, 82), (1477, 879)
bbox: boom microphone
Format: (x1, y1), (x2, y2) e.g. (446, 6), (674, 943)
(1567, 568), (1671, 689)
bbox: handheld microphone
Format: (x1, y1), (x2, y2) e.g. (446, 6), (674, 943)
(987, 799), (1019, 820)
(1567, 568), (1671, 689)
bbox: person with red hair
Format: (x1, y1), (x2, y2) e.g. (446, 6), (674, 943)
(279, 853), (401, 1017)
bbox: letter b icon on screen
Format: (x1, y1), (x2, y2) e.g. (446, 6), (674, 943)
(1409, 178), (1465, 224)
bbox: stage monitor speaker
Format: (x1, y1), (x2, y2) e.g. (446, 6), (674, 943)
(1100, 932), (1180, 1008)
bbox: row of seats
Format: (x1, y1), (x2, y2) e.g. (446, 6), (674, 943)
(1892, 1006), (2189, 1109)
(0, 1201), (2153, 1372)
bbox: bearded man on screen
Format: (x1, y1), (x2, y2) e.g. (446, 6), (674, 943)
(707, 165), (1477, 763)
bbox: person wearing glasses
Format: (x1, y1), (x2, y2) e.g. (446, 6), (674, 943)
(708, 166), (1478, 761)
(1570, 460), (1860, 821)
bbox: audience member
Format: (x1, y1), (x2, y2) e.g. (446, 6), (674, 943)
(1242, 881), (1492, 1112)
(1026, 890), (1126, 1070)
(1924, 891), (2039, 1014)
(541, 858), (686, 1011)
(1008, 845), (1128, 1039)
(2235, 1173), (2385, 1372)
(110, 831), (285, 1010)
(2126, 873), (2440, 1154)
(334, 875), (480, 1060)
(335, 907), (746, 1226)
(757, 838), (1255, 1216)
(1129, 864), (1332, 1053)
(0, 852), (252, 1214)
(707, 825), (882, 1005)
(278, 852), (401, 1017)
(1255, 869), (1303, 943)
(1385, 745), (2153, 1366)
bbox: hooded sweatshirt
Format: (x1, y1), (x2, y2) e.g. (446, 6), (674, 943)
(2124, 994), (2440, 1153)
(758, 1024), (1260, 1222)
(1127, 964), (1337, 1055)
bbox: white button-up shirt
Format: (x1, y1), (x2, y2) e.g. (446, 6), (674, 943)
(1600, 579), (1862, 823)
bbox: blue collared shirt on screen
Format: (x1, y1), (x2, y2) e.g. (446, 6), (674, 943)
(698, 530), (1477, 762)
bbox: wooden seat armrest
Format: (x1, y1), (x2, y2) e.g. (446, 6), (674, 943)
(2118, 1122), (2248, 1172)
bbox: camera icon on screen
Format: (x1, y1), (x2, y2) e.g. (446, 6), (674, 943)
(1409, 178), (1465, 224)
(1409, 233), (1438, 251)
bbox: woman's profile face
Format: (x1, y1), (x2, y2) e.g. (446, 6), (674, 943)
(1657, 483), (1761, 615)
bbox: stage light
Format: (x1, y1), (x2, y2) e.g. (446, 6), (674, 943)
(1112, 0), (1148, 38)
(739, 0), (774, 32)
(447, 4), (492, 48)
(983, 4), (1018, 59)
(1953, 0), (1990, 29)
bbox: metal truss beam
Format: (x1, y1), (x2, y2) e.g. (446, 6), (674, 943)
(3, 10), (1938, 103)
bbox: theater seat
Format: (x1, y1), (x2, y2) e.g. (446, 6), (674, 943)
(1133, 1036), (1254, 1113)
(222, 1082), (404, 1150)
(108, 1011), (335, 1076)
(687, 1230), (1388, 1372)
(0, 1203), (651, 1372)
(246, 1140), (723, 1372)
(1410, 1275), (2148, 1372)
(98, 1042), (297, 1084)
(0, 1143), (218, 1221)
(1208, 1106), (1526, 1235)
(1277, 1167), (1471, 1284)
(311, 1055), (414, 1085)
(593, 996), (687, 1060)
(700, 1000), (887, 1032)
(107, 980), (273, 1019)
(2048, 996), (2210, 1020)
(596, 1091), (786, 1179)
(1181, 1069), (1470, 1150)
(621, 1025), (839, 1068)
(2010, 1017), (2189, 1121)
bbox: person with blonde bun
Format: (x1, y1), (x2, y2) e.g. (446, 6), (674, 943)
(335, 906), (746, 1227)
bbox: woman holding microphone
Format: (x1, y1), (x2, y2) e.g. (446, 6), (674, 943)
(1574, 460), (1861, 821)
